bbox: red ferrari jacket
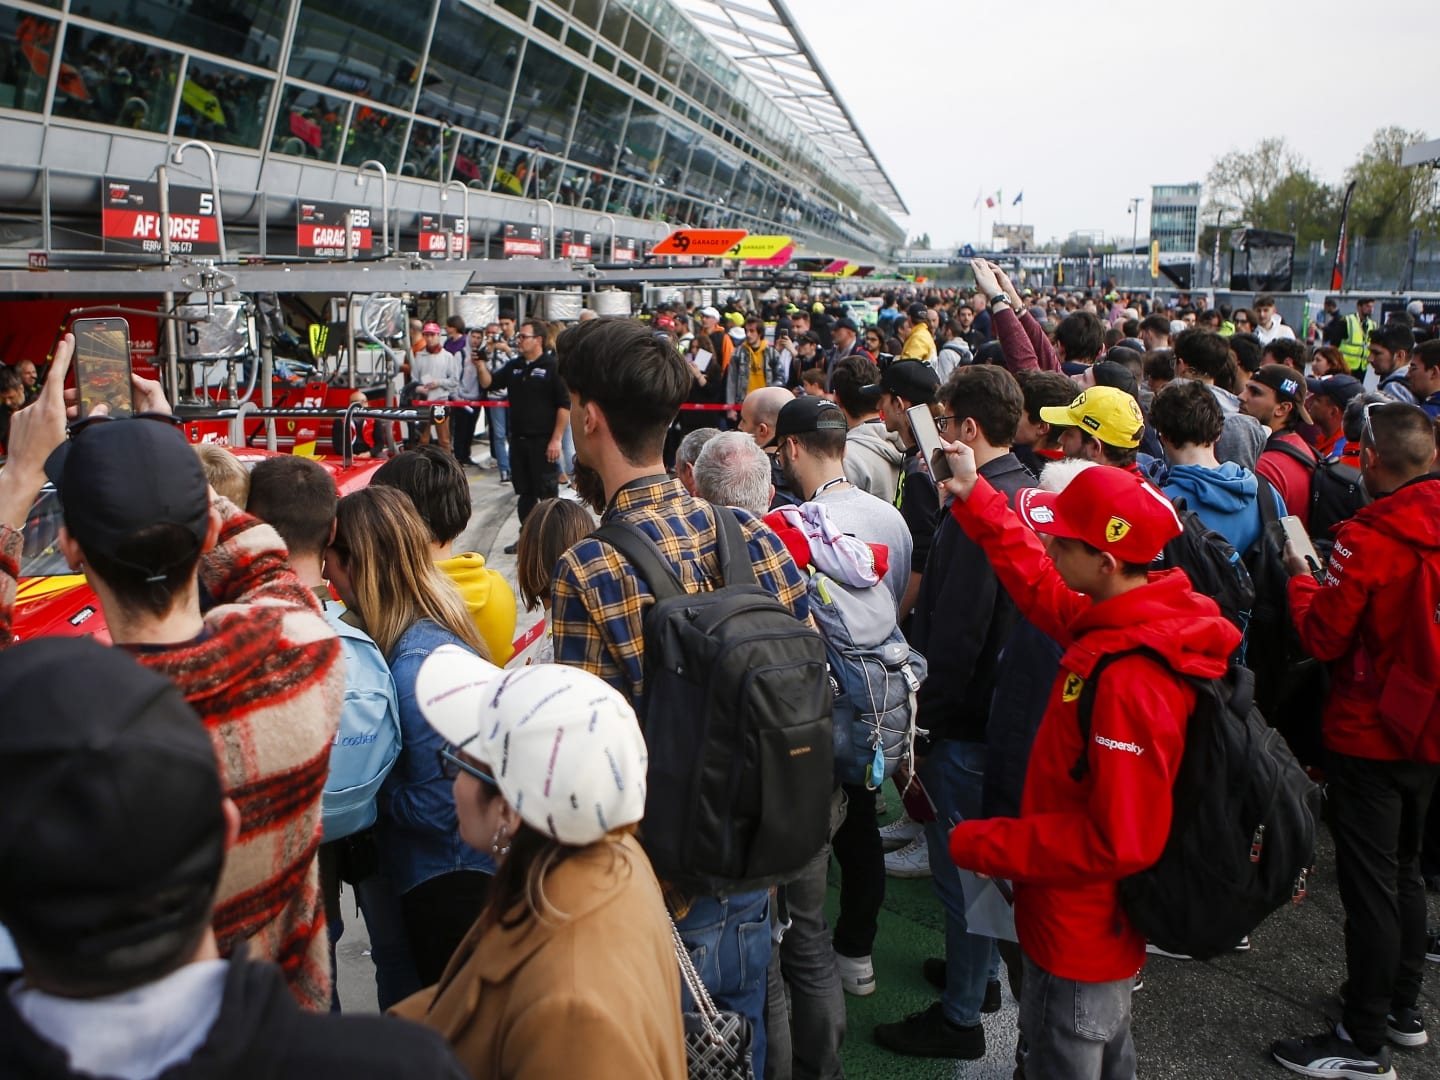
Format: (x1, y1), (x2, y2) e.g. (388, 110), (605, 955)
(946, 478), (1240, 982)
(1289, 473), (1440, 761)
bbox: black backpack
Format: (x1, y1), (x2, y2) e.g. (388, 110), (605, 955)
(1243, 475), (1321, 714)
(1263, 436), (1371, 560)
(594, 509), (834, 895)
(1072, 647), (1320, 960)
(1153, 502), (1255, 639)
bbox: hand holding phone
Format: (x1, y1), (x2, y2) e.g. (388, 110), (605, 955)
(906, 403), (953, 482)
(71, 317), (136, 418)
(1276, 515), (1323, 580)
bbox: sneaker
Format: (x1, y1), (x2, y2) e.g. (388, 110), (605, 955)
(1234, 935), (1252, 951)
(1133, 967), (1144, 992)
(1144, 943), (1193, 960)
(835, 954), (876, 997)
(502, 541), (518, 555)
(1272, 1028), (1395, 1078)
(874, 1002), (985, 1060)
(884, 835), (931, 878)
(1426, 928), (1440, 962)
(1386, 1007), (1428, 1048)
(499, 470), (511, 484)
(878, 815), (924, 853)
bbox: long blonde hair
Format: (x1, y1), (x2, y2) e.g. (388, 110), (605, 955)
(333, 486), (491, 660)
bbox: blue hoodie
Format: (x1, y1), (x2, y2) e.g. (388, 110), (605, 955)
(1162, 461), (1278, 555)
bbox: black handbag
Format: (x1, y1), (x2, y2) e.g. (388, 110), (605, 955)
(670, 919), (755, 1080)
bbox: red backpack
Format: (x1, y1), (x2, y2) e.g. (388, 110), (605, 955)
(1376, 551), (1440, 763)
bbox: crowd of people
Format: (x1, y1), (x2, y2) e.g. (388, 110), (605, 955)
(0, 261), (1438, 1080)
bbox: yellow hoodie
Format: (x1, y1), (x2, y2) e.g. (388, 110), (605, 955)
(435, 551), (518, 664)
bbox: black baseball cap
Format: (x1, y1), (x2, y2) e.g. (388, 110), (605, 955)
(0, 637), (226, 983)
(768, 396), (848, 447)
(834, 316), (859, 333)
(860, 359), (941, 405)
(45, 418), (211, 576)
(907, 302), (928, 321)
(1251, 364), (1313, 424)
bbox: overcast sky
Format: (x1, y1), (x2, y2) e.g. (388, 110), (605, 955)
(785, 0), (1437, 250)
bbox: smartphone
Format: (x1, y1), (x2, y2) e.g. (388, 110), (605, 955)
(1276, 514), (1323, 578)
(71, 317), (135, 418)
(906, 404), (952, 482)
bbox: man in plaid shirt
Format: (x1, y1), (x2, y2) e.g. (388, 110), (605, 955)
(551, 318), (810, 1078)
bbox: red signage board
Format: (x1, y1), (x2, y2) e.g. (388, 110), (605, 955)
(503, 223), (545, 257)
(417, 214), (470, 260)
(558, 230), (592, 260)
(612, 239), (638, 263)
(296, 201), (373, 257)
(102, 178), (221, 256)
(650, 228), (747, 257)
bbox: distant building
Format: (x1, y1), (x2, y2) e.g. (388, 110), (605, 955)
(992, 224), (1035, 252)
(1150, 184), (1202, 254)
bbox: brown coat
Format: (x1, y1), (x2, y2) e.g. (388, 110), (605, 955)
(391, 834), (686, 1079)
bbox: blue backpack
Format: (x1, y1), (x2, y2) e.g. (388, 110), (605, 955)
(322, 605), (403, 842)
(805, 569), (926, 788)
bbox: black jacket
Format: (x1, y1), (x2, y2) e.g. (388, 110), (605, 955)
(911, 452), (1035, 747)
(0, 948), (468, 1080)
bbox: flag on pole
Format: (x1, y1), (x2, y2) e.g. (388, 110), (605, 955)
(1012, 190), (1023, 206)
(1330, 179), (1357, 292)
(995, 189), (1003, 208)
(985, 196), (995, 209)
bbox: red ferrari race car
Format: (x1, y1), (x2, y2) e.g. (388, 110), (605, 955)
(9, 447), (385, 643)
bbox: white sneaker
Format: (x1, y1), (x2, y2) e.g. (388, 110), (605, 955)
(835, 954), (876, 996)
(1144, 943), (1193, 960)
(884, 835), (931, 878)
(878, 814), (923, 852)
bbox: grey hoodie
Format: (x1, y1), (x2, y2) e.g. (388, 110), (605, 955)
(1207, 383), (1268, 472)
(844, 420), (904, 502)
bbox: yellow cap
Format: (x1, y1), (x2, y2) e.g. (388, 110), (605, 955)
(1039, 386), (1144, 449)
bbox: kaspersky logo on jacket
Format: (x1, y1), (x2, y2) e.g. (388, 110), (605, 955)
(1094, 734), (1145, 757)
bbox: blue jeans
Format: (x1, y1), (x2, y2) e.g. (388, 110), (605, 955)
(677, 889), (772, 1078)
(918, 739), (999, 1028)
(765, 789), (846, 1080)
(560, 421), (576, 477)
(1020, 953), (1135, 1079)
(487, 398), (510, 472)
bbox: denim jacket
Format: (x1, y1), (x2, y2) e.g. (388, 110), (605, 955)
(379, 619), (495, 894)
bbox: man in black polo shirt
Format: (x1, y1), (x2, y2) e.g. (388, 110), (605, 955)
(477, 318), (570, 552)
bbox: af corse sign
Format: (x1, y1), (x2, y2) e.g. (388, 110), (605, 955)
(297, 201), (373, 257)
(102, 179), (220, 256)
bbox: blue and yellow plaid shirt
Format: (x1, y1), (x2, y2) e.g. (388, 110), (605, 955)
(551, 474), (810, 714)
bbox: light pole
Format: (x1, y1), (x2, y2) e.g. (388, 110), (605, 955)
(1127, 196), (1144, 286)
(355, 160), (390, 255)
(171, 139), (227, 264)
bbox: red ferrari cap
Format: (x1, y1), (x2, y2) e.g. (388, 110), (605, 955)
(1015, 466), (1182, 564)
(421, 321), (442, 334)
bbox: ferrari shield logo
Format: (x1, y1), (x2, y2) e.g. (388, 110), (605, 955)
(1062, 672), (1084, 702)
(1105, 517), (1131, 543)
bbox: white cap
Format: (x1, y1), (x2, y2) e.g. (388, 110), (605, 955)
(728, 326), (745, 341)
(416, 647), (648, 846)
(699, 306), (721, 321)
(1408, 300), (1425, 316)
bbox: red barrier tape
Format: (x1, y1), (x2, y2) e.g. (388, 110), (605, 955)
(510, 617), (546, 657)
